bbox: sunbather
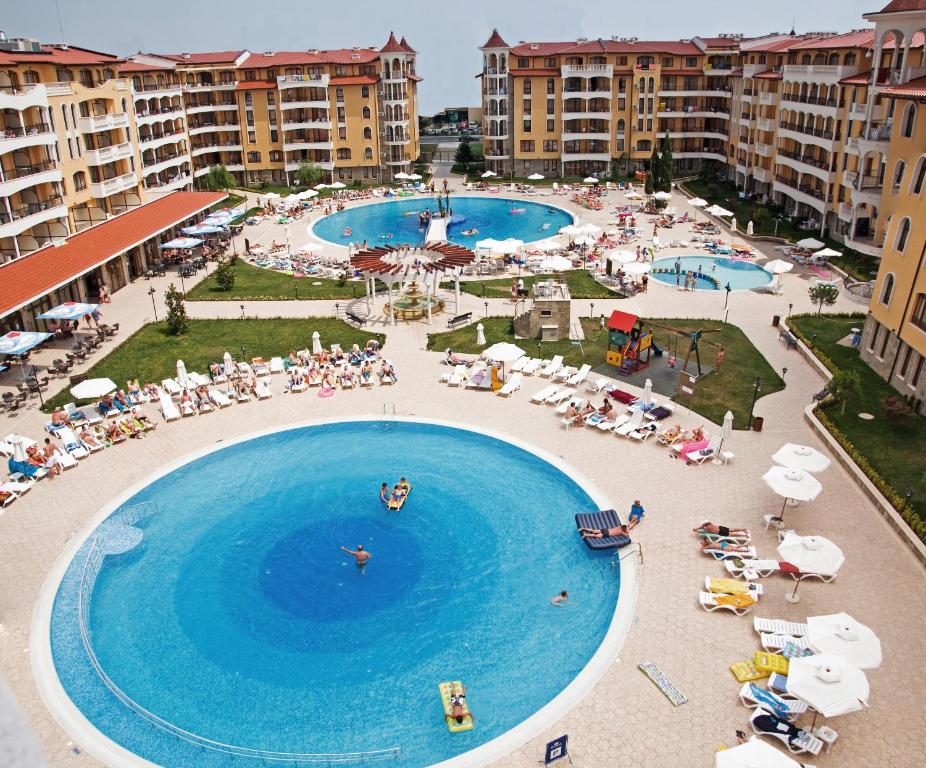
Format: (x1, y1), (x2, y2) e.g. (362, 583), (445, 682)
(134, 414), (156, 431)
(143, 381), (159, 397)
(380, 361), (398, 383)
(79, 426), (103, 450)
(445, 348), (472, 367)
(578, 524), (629, 539)
(445, 685), (473, 725)
(51, 407), (69, 429)
(700, 538), (751, 552)
(118, 417), (142, 437)
(628, 500), (644, 529)
(693, 522), (749, 538)
(361, 361), (373, 384)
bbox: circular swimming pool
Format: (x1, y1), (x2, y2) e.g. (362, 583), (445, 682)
(312, 196), (573, 247)
(650, 255), (773, 291)
(42, 419), (626, 768)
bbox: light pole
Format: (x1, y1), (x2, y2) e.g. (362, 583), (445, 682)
(484, 301), (489, 317)
(148, 287), (158, 322)
(724, 283), (732, 310)
(239, 303), (245, 319)
(787, 302), (793, 317)
(590, 302), (595, 320)
(748, 376), (761, 429)
(335, 302), (340, 318)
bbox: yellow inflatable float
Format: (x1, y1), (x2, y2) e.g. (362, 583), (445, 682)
(387, 480), (411, 511)
(438, 681), (474, 733)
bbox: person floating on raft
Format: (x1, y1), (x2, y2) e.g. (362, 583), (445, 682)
(461, 228), (478, 236)
(342, 226), (352, 238)
(386, 477), (411, 510)
(439, 682), (474, 732)
(510, 207), (525, 214)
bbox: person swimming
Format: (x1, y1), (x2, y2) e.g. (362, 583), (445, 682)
(340, 544), (371, 567)
(380, 482), (390, 503)
(343, 226), (352, 237)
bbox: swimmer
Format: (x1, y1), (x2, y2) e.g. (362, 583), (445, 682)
(398, 476), (410, 492)
(340, 544), (372, 566)
(343, 226), (352, 237)
(550, 590), (570, 607)
(446, 685), (473, 726)
(380, 482), (390, 503)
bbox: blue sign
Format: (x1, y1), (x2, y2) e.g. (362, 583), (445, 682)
(544, 735), (570, 765)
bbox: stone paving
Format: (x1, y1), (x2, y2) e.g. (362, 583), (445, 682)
(1, 187), (923, 768)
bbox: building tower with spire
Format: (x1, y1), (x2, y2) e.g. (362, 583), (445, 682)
(378, 31), (421, 181)
(478, 29), (512, 176)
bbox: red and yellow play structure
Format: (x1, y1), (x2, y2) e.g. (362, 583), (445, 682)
(605, 311), (653, 375)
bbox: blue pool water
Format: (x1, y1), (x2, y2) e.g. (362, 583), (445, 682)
(51, 421), (620, 767)
(312, 196), (573, 247)
(650, 255), (773, 291)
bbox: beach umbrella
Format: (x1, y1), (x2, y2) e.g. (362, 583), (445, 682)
(312, 331), (322, 356)
(573, 235), (597, 247)
(498, 238), (524, 253)
(715, 737), (803, 768)
(583, 176), (600, 184)
(38, 302), (99, 321)
(408, 173), (422, 180)
(624, 191), (643, 200)
(531, 238), (561, 252)
(608, 249), (637, 264)
(527, 173), (545, 180)
(482, 341), (524, 363)
(814, 247), (842, 258)
(747, 220), (754, 236)
(176, 360), (192, 391)
(559, 224), (582, 237)
(0, 330), (52, 356)
(653, 191), (672, 201)
(394, 172), (409, 180)
(713, 410), (735, 465)
(475, 238), (504, 252)
(778, 533), (845, 603)
(807, 613), (882, 670)
(623, 261), (651, 275)
(762, 466), (822, 526)
(182, 224), (226, 235)
(786, 654), (869, 718)
(69, 378), (117, 400)
(688, 197), (708, 207)
(476, 323), (486, 346)
(329, 181), (346, 189)
(796, 237), (824, 250)
(481, 170), (497, 178)
(314, 183), (329, 190)
(706, 205), (734, 217)
(575, 222), (602, 236)
(160, 237), (203, 250)
(764, 259), (793, 274)
(540, 255), (573, 272)
(772, 443), (831, 474)
(731, 217), (738, 233)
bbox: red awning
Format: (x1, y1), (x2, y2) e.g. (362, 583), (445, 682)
(607, 310), (638, 332)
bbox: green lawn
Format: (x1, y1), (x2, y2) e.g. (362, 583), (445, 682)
(427, 316), (783, 428)
(789, 313), (926, 520)
(43, 319), (385, 413)
(186, 259), (373, 301)
(682, 177), (880, 281)
(210, 193), (245, 210)
(443, 271), (622, 300)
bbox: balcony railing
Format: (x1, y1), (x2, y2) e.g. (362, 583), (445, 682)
(779, 121), (836, 141)
(1, 122), (52, 139)
(0, 196), (65, 224)
(774, 175), (828, 202)
(0, 159), (58, 180)
(781, 94), (844, 109)
(859, 121), (892, 142)
(777, 147), (831, 171)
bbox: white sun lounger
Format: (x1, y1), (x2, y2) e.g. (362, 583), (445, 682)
(289, 380), (307, 393)
(615, 410), (645, 437)
(553, 365), (577, 382)
(539, 356), (563, 378)
(54, 448), (78, 470)
(57, 427), (90, 460)
(628, 423), (658, 441)
(759, 633), (811, 652)
(546, 388), (573, 405)
(522, 358), (544, 375)
(703, 545), (758, 561)
(236, 389), (252, 402)
(159, 392), (181, 422)
(555, 397), (584, 415)
(255, 379), (272, 400)
(585, 377), (611, 393)
(566, 364), (592, 387)
(531, 384), (559, 403)
(754, 618), (808, 637)
(65, 402), (102, 426)
(497, 373), (522, 397)
(236, 361), (253, 377)
(596, 414), (630, 432)
(511, 357), (529, 373)
(724, 559), (781, 578)
(699, 591), (758, 616)
(448, 364), (467, 387)
(209, 388), (233, 408)
(749, 709), (823, 755)
(161, 378), (182, 396)
(696, 524), (753, 545)
(270, 357), (284, 374)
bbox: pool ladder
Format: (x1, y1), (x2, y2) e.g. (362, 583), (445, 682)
(381, 402), (397, 429)
(611, 542), (644, 570)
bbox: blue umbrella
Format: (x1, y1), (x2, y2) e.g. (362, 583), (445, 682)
(0, 330), (53, 356)
(37, 302), (100, 321)
(182, 224), (225, 235)
(159, 237), (203, 249)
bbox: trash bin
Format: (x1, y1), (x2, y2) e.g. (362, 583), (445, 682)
(752, 416), (765, 432)
(772, 315), (780, 327)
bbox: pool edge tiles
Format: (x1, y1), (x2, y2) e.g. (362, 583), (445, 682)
(31, 417), (638, 768)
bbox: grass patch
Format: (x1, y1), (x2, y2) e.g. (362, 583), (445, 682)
(427, 316), (783, 428)
(789, 313), (925, 520)
(186, 259), (372, 301)
(443, 272), (622, 300)
(43, 318), (385, 413)
(231, 206), (261, 224)
(211, 193), (245, 211)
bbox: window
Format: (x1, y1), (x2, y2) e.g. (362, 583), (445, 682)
(244, 92), (253, 106)
(337, 148), (351, 160)
(362, 106), (371, 119)
(523, 99), (531, 114)
(911, 354), (924, 388)
(336, 87), (344, 101)
(363, 126), (372, 139)
(246, 112), (255, 127)
(911, 156), (926, 194)
(898, 344), (913, 379)
(24, 70), (39, 84)
(245, 70), (257, 81)
(518, 58), (529, 67)
(520, 140), (535, 152)
(902, 103), (916, 138)
(662, 57), (674, 67)
(895, 217), (912, 252)
(867, 320), (880, 352)
(543, 139), (558, 152)
(523, 119), (531, 132)
(547, 98), (554, 115)
(893, 160), (905, 191)
(545, 58), (556, 67)
(880, 273), (895, 305)
(267, 92), (275, 106)
(913, 294), (926, 332)
(686, 57), (697, 67)
(338, 127), (346, 140)
(523, 79), (531, 95)
(72, 171), (86, 192)
(247, 151), (261, 162)
(60, 104), (68, 129)
(546, 78), (555, 94)
(617, 118), (625, 133)
(247, 130), (256, 143)
(546, 118), (555, 132)
(364, 147), (373, 160)
(618, 56), (627, 65)
(337, 107), (345, 121)
(878, 325), (890, 358)
(270, 129), (278, 142)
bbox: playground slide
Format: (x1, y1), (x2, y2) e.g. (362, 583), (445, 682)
(650, 340), (664, 357)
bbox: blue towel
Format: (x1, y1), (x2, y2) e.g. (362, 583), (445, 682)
(7, 458), (38, 478)
(749, 683), (790, 719)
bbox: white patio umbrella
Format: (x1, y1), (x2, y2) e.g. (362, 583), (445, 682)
(475, 238), (504, 252)
(764, 258), (794, 289)
(497, 238), (524, 253)
(394, 172), (409, 180)
(176, 359), (192, 391)
(778, 533), (845, 602)
(576, 222), (602, 236)
(688, 197), (708, 207)
(481, 170), (497, 178)
(482, 341), (525, 363)
(762, 465), (822, 526)
(796, 237), (824, 250)
(713, 410), (735, 465)
(540, 255), (573, 272)
(624, 191), (643, 200)
(311, 331), (322, 356)
(531, 238), (561, 252)
(814, 247), (842, 258)
(623, 261), (651, 275)
(573, 235), (597, 247)
(408, 173), (422, 180)
(527, 173), (545, 180)
(807, 612), (882, 669)
(772, 443), (831, 474)
(715, 737), (803, 768)
(328, 181), (346, 189)
(223, 351), (235, 380)
(608, 249), (637, 264)
(583, 176), (600, 184)
(730, 217), (738, 233)
(476, 323), (486, 346)
(559, 224), (582, 237)
(786, 654), (869, 719)
(653, 191), (672, 201)
(706, 205), (734, 217)
(314, 183), (328, 190)
(747, 220), (754, 236)
(69, 377), (117, 400)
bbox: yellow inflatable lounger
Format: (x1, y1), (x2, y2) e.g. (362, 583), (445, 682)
(438, 681), (473, 733)
(387, 482), (412, 510)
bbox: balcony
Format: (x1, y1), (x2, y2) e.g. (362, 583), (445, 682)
(88, 172), (138, 198)
(0, 83), (49, 111)
(674, 150), (728, 162)
(561, 64), (614, 78)
(659, 109), (731, 119)
(561, 151), (611, 162)
(281, 98), (330, 110)
(277, 74), (330, 90)
(848, 102), (868, 121)
(184, 80), (237, 93)
(135, 107), (184, 126)
(84, 141), (134, 166)
(742, 92), (754, 104)
(753, 167), (771, 183)
(758, 92), (777, 106)
(561, 89), (612, 100)
(132, 83), (183, 99)
(849, 173), (882, 207)
(782, 64), (860, 85)
(561, 110), (611, 121)
(144, 173), (192, 194)
(0, 197), (67, 238)
(186, 102), (238, 115)
(383, 136), (411, 146)
(703, 64), (734, 76)
(756, 142), (772, 157)
(658, 88), (731, 98)
(190, 142), (242, 157)
(665, 130), (728, 141)
(561, 131), (610, 142)
(139, 132), (185, 152)
(188, 123), (240, 136)
(78, 112), (130, 133)
(838, 203), (853, 223)
(773, 176), (828, 212)
(857, 121), (892, 155)
(777, 122), (836, 151)
(776, 148), (833, 182)
(0, 160), (61, 198)
(743, 63), (775, 78)
(756, 117), (775, 132)
(780, 93), (843, 118)
(283, 139), (334, 151)
(844, 233), (883, 258)
(282, 119), (332, 131)
(0, 123), (57, 153)
(143, 154), (187, 176)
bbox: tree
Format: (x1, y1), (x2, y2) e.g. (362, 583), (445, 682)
(659, 132), (674, 192)
(214, 259), (236, 292)
(829, 369), (862, 416)
(164, 283), (188, 336)
(808, 283), (839, 314)
(296, 161), (323, 188)
(644, 170), (654, 195)
(649, 146), (662, 191)
(454, 136), (474, 168)
(203, 165), (235, 192)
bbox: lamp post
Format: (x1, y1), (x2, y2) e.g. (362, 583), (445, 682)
(484, 301), (489, 317)
(748, 376), (761, 429)
(31, 365), (44, 408)
(782, 367), (788, 385)
(724, 283), (732, 310)
(787, 302), (793, 317)
(335, 302), (340, 318)
(148, 287), (158, 322)
(239, 303), (245, 319)
(590, 302), (595, 320)
(240, 345), (246, 367)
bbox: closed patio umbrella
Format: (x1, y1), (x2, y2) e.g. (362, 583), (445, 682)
(476, 323), (486, 346)
(713, 410), (734, 465)
(715, 737), (803, 768)
(747, 220), (754, 236)
(786, 654), (869, 719)
(731, 217), (738, 233)
(641, 378), (653, 408)
(223, 351), (235, 380)
(777, 532), (845, 603)
(807, 612), (882, 669)
(312, 331), (323, 356)
(69, 378), (117, 400)
(772, 443), (831, 474)
(176, 360), (192, 391)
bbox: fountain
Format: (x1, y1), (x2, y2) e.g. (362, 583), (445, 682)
(384, 280), (445, 321)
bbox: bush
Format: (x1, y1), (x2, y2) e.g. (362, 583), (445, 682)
(213, 259), (236, 292)
(882, 395), (917, 421)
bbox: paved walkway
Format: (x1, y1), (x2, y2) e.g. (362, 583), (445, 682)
(0, 187), (921, 768)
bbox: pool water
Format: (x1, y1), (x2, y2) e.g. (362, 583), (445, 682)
(650, 255), (773, 291)
(312, 196), (573, 247)
(51, 421), (620, 768)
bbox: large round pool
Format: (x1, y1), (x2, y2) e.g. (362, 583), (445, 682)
(44, 420), (624, 768)
(312, 196), (573, 247)
(650, 255), (773, 291)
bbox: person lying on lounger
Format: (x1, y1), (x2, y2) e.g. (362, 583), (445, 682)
(445, 348), (472, 367)
(79, 426), (103, 450)
(693, 522), (749, 538)
(699, 538), (751, 552)
(380, 361), (398, 383)
(578, 524), (629, 539)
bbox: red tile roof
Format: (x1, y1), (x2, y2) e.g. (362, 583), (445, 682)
(510, 68), (561, 76)
(399, 37), (416, 53)
(162, 51), (245, 64)
(240, 51), (324, 68)
(790, 30), (875, 50)
(118, 61), (172, 73)
(874, 0), (926, 13)
(745, 37), (805, 53)
(509, 39), (702, 56)
(482, 29), (509, 49)
(0, 192), (226, 319)
(0, 44), (122, 66)
(881, 74), (926, 98)
(329, 74), (380, 85)
(407, 73), (423, 82)
(698, 37), (745, 48)
(380, 32), (404, 54)
(236, 80), (275, 90)
(840, 70), (873, 85)
(318, 48), (380, 64)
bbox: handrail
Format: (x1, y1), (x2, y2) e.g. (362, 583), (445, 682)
(76, 505), (400, 764)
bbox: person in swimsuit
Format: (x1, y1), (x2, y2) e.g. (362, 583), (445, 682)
(446, 686), (473, 725)
(699, 538), (751, 552)
(340, 544), (371, 567)
(550, 590), (570, 607)
(578, 525), (629, 539)
(380, 483), (390, 503)
(627, 500), (645, 530)
(693, 522), (749, 538)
